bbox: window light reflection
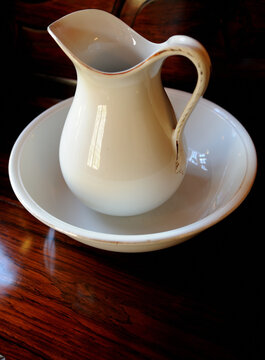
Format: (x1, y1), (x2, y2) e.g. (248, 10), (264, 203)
(43, 228), (56, 275)
(0, 243), (17, 291)
(189, 149), (208, 171)
(87, 104), (107, 170)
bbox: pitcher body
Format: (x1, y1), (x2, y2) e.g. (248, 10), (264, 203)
(48, 9), (210, 216)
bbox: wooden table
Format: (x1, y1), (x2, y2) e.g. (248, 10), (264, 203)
(0, 1), (264, 359)
(0, 114), (263, 360)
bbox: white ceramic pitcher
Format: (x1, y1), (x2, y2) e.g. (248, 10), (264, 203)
(48, 9), (211, 216)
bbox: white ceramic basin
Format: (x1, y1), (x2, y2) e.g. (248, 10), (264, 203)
(9, 89), (257, 252)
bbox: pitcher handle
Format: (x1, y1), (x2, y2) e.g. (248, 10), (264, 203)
(163, 35), (211, 147)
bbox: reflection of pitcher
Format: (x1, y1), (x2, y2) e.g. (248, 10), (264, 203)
(48, 9), (211, 216)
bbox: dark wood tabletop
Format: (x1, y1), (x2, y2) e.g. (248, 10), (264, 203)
(0, 147), (263, 360)
(1, 1), (264, 359)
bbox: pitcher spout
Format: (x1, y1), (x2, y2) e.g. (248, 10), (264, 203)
(48, 9), (161, 75)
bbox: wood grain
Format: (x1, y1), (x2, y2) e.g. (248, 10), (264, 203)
(14, 0), (116, 28)
(0, 151), (263, 359)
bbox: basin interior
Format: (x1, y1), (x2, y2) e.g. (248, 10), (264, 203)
(18, 92), (247, 236)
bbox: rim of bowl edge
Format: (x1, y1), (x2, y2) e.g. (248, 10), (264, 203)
(8, 90), (257, 246)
